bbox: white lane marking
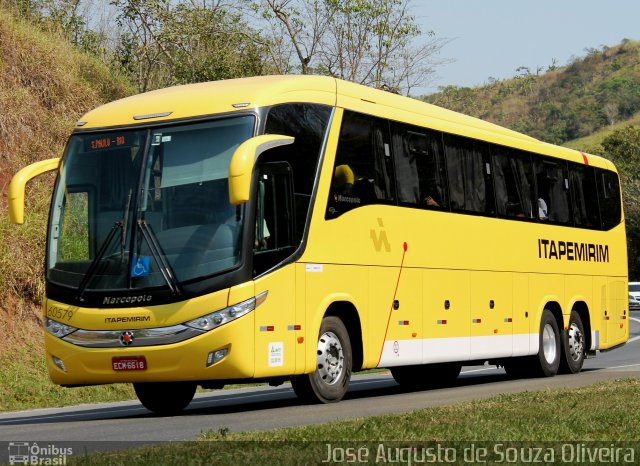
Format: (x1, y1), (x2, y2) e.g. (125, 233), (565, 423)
(626, 335), (640, 344)
(461, 367), (499, 374)
(0, 406), (142, 424)
(604, 363), (640, 370)
(629, 317), (640, 324)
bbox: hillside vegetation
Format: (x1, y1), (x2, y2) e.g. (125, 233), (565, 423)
(0, 6), (135, 409)
(0, 6), (131, 307)
(425, 40), (640, 145)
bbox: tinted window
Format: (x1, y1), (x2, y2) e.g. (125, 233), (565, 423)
(569, 164), (600, 228)
(264, 103), (332, 240)
(327, 111), (395, 218)
(492, 146), (536, 219)
(253, 162), (296, 276)
(534, 158), (570, 224)
(391, 123), (448, 210)
(597, 168), (622, 230)
(323, 109), (621, 232)
(444, 134), (494, 214)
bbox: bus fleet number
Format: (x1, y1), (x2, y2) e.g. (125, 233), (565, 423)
(46, 306), (74, 321)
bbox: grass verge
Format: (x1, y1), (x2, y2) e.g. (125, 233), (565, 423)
(0, 318), (135, 411)
(68, 378), (640, 465)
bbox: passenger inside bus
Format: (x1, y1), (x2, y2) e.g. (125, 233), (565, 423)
(538, 198), (549, 220)
(332, 164), (355, 196)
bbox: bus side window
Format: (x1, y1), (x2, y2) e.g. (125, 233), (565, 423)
(569, 163), (600, 228)
(391, 123), (449, 210)
(327, 111), (395, 218)
(264, 103), (331, 242)
(492, 146), (535, 219)
(534, 159), (571, 224)
(597, 169), (622, 230)
(253, 162), (296, 277)
(444, 133), (494, 215)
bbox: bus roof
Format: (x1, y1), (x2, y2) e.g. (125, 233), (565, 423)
(77, 75), (337, 129)
(75, 75), (614, 171)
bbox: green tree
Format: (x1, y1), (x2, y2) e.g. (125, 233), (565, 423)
(2, 0), (109, 57)
(112, 0), (267, 92)
(602, 125), (640, 161)
(602, 126), (640, 279)
(164, 2), (266, 84)
(111, 0), (167, 92)
(255, 0), (449, 95)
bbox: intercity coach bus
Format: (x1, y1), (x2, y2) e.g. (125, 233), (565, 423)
(8, 76), (628, 414)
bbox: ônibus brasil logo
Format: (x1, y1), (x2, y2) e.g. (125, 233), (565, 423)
(8, 442), (73, 465)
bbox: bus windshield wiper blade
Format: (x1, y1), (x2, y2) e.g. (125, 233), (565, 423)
(121, 189), (133, 259)
(76, 221), (122, 302)
(137, 220), (181, 296)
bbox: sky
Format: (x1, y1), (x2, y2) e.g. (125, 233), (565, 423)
(414, 0), (640, 95)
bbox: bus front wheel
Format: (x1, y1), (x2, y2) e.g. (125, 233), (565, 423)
(291, 316), (352, 403)
(134, 381), (197, 415)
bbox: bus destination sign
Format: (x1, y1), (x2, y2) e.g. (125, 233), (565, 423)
(85, 134), (130, 152)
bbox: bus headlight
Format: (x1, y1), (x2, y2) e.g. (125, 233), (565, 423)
(45, 318), (78, 338)
(184, 292), (267, 332)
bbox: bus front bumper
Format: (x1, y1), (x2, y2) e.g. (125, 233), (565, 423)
(44, 315), (255, 386)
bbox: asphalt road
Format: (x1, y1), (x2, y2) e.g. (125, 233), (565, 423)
(1, 314), (638, 451)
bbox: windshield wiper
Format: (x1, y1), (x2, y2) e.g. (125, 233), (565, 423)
(121, 189), (133, 260)
(76, 188), (133, 302)
(137, 219), (181, 296)
(76, 221), (123, 302)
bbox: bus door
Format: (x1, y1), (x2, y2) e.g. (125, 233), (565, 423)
(592, 277), (626, 349)
(607, 278), (628, 346)
(252, 162), (299, 377)
(593, 277), (608, 348)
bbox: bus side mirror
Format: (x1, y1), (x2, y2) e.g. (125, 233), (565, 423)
(228, 135), (294, 205)
(8, 158), (61, 224)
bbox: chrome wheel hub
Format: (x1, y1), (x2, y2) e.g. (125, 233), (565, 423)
(542, 323), (557, 365)
(567, 322), (584, 362)
(316, 331), (344, 385)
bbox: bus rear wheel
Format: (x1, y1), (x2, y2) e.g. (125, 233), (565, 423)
(134, 381), (197, 415)
(291, 316), (352, 403)
(504, 309), (561, 378)
(559, 311), (585, 374)
(535, 309), (561, 377)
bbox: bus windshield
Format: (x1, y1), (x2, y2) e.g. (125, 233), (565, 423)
(47, 116), (255, 292)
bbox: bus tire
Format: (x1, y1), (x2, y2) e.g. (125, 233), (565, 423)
(559, 311), (585, 374)
(433, 362), (462, 383)
(291, 316), (352, 403)
(390, 365), (419, 388)
(133, 381), (196, 415)
(532, 309), (561, 377)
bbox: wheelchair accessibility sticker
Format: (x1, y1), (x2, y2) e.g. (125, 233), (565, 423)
(131, 256), (150, 277)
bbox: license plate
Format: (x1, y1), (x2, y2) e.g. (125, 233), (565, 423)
(112, 356), (147, 371)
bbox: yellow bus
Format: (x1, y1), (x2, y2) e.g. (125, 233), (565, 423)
(9, 76), (628, 414)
